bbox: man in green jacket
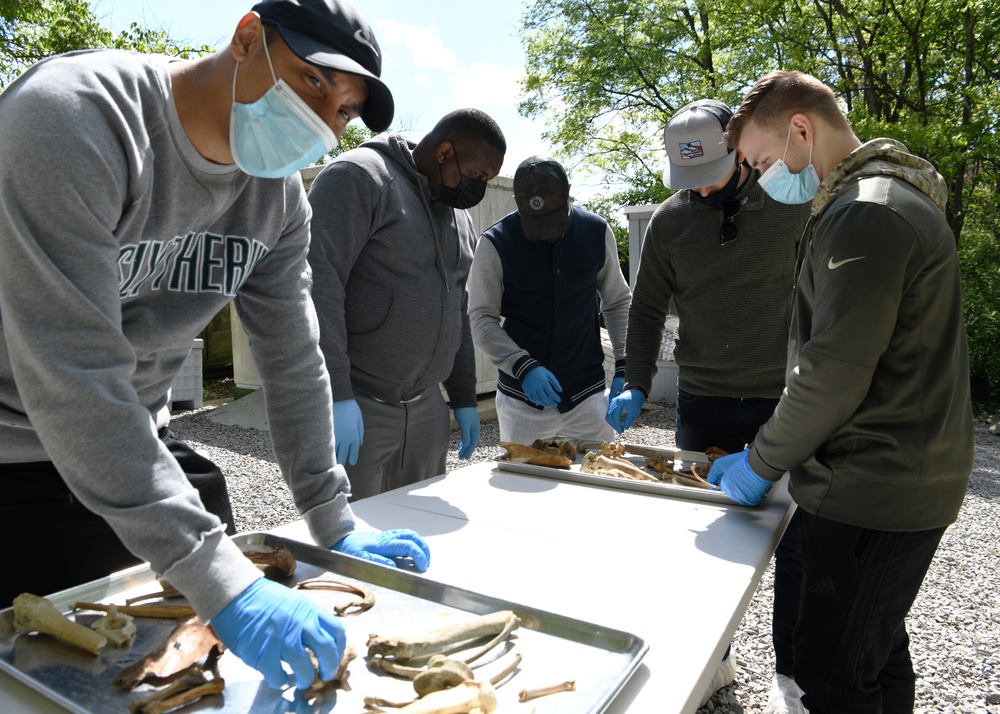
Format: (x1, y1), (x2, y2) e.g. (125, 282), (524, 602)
(715, 70), (974, 713)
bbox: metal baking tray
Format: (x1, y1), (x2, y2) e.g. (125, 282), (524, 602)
(494, 444), (760, 507)
(0, 532), (646, 713)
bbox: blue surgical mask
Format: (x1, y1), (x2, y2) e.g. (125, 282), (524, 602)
(758, 123), (820, 204)
(230, 28), (337, 179)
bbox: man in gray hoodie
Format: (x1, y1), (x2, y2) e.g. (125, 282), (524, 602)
(308, 109), (505, 500)
(716, 70), (974, 713)
(0, 0), (429, 692)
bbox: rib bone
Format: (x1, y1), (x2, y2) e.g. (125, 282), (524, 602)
(295, 577), (375, 616)
(128, 666), (224, 714)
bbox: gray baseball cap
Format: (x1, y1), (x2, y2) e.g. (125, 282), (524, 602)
(661, 99), (736, 190)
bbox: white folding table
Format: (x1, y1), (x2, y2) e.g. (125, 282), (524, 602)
(0, 460), (794, 714)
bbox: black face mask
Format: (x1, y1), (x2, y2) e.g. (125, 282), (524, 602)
(437, 144), (488, 209)
(691, 160), (744, 207)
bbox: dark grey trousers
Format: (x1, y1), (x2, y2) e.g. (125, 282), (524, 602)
(344, 388), (450, 501)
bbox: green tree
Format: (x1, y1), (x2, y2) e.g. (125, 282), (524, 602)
(520, 0), (1000, 244)
(521, 0), (1000, 410)
(1, 0), (211, 88)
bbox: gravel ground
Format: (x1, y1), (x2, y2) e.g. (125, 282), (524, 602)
(170, 398), (1000, 713)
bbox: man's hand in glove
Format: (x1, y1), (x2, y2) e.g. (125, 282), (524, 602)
(211, 577), (346, 690)
(332, 399), (363, 466)
(521, 366), (562, 408)
(707, 448), (772, 506)
(605, 389), (645, 433)
(609, 375), (625, 401)
(454, 407), (480, 459)
(332, 528), (431, 572)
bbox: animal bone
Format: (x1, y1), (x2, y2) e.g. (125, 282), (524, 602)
(644, 454), (679, 474)
(241, 543), (297, 579)
(704, 446), (728, 461)
(13, 593), (107, 655)
(90, 604), (137, 647)
(113, 614), (222, 689)
(128, 665), (224, 714)
(497, 442), (571, 469)
(307, 645), (356, 693)
(295, 577), (375, 616)
(369, 680), (497, 713)
(599, 440), (626, 459)
(518, 679), (576, 702)
(413, 655), (475, 697)
(530, 438), (577, 461)
(581, 452), (660, 482)
(368, 657), (426, 679)
(75, 601), (194, 619)
(367, 610), (520, 661)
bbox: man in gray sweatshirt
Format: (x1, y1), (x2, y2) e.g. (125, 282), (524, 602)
(0, 0), (429, 692)
(308, 109), (505, 500)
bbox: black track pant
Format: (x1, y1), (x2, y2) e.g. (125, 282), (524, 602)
(794, 510), (946, 713)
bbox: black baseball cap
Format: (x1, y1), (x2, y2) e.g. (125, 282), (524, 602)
(253, 0), (394, 132)
(513, 156), (571, 241)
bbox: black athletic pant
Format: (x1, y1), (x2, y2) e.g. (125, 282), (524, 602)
(676, 388), (803, 674)
(794, 511), (945, 713)
(0, 428), (234, 608)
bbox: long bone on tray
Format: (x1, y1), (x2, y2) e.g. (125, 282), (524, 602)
(367, 610), (521, 669)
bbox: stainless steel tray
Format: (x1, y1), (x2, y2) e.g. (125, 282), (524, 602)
(0, 532), (646, 713)
(494, 446), (759, 507)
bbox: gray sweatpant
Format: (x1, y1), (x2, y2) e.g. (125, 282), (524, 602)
(344, 388), (450, 501)
(496, 390), (613, 444)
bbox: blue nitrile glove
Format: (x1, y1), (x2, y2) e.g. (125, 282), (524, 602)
(332, 528), (431, 572)
(454, 407), (480, 459)
(332, 399), (363, 466)
(211, 577), (346, 690)
(609, 376), (626, 401)
(522, 366), (562, 407)
(706, 449), (748, 486)
(707, 449), (772, 506)
(605, 389), (645, 433)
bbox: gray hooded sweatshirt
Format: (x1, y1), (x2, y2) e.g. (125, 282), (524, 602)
(0, 50), (354, 619)
(307, 133), (478, 408)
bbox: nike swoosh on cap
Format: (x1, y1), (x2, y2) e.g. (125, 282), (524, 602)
(355, 29), (378, 57)
(828, 256), (866, 270)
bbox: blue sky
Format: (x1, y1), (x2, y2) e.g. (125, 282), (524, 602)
(88, 0), (554, 179)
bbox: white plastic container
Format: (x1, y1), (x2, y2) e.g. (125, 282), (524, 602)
(170, 338), (204, 410)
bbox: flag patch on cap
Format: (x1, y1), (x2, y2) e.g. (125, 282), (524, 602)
(679, 141), (704, 160)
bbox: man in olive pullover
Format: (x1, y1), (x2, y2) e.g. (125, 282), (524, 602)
(716, 70), (974, 713)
